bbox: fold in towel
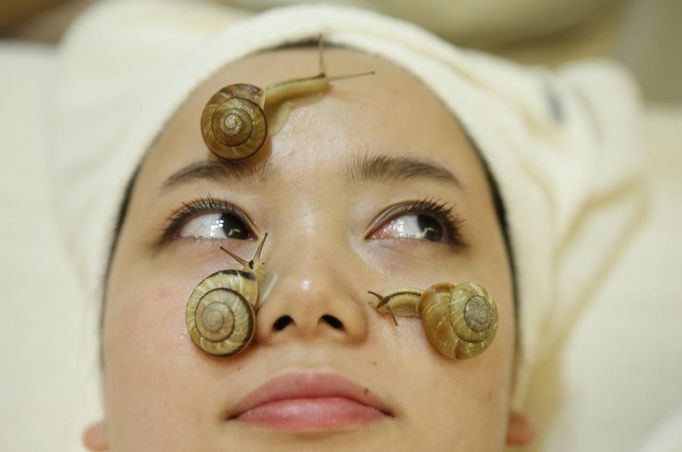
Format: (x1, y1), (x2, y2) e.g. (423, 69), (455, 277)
(49, 0), (647, 410)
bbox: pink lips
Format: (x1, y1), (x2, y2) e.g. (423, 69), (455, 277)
(229, 372), (392, 430)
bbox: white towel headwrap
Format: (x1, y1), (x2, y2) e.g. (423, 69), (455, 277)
(50, 0), (646, 410)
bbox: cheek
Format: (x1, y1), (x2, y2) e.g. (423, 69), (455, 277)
(397, 331), (513, 451)
(105, 283), (188, 370)
(385, 266), (514, 449)
(102, 279), (212, 446)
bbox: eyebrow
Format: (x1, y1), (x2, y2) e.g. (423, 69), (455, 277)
(161, 159), (267, 190)
(344, 153), (462, 188)
(161, 153), (461, 191)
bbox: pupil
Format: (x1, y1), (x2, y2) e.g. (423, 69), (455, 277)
(219, 214), (249, 239)
(416, 215), (442, 241)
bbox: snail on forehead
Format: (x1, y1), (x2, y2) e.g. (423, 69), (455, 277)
(200, 36), (374, 161)
(186, 234), (277, 356)
(368, 282), (498, 360)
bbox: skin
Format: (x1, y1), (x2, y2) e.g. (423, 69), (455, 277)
(83, 48), (533, 451)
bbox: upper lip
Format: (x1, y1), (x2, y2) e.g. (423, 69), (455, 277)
(228, 371), (394, 419)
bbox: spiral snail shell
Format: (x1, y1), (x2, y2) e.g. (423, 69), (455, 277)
(201, 84), (268, 161)
(186, 270), (258, 356)
(185, 234), (277, 356)
(368, 282), (498, 359)
(200, 36), (374, 161)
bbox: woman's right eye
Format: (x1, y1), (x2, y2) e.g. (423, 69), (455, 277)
(159, 196), (257, 245)
(179, 212), (251, 240)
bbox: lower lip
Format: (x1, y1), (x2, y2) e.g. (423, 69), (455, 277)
(235, 397), (386, 429)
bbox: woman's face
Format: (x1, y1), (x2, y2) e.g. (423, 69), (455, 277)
(97, 48), (520, 451)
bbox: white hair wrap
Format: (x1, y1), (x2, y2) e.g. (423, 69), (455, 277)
(50, 0), (647, 410)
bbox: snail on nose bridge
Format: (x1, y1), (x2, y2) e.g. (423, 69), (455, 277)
(200, 36), (374, 161)
(185, 233), (278, 356)
(368, 282), (498, 360)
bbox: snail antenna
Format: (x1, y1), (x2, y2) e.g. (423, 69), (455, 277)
(253, 232), (269, 263)
(367, 291), (398, 326)
(318, 33), (326, 75)
(324, 70), (375, 83)
(220, 246), (249, 268)
(367, 290), (385, 307)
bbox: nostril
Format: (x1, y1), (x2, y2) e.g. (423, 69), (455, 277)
(273, 315), (293, 331)
(321, 314), (344, 330)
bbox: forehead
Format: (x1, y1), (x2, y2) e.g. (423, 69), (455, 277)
(140, 47), (483, 188)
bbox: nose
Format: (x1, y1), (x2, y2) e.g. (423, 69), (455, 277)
(254, 244), (369, 348)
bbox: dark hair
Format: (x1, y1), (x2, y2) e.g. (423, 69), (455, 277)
(478, 148), (518, 317)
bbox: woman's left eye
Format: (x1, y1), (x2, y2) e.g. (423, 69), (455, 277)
(365, 199), (465, 248)
(179, 212), (251, 240)
(371, 214), (443, 241)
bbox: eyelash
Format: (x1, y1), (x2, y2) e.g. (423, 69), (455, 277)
(158, 195), (466, 249)
(159, 194), (256, 244)
(366, 197), (467, 250)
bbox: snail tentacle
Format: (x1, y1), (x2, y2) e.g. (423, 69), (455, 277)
(219, 233), (277, 307)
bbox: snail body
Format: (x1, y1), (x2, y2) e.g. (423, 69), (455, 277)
(200, 37), (373, 161)
(186, 234), (277, 356)
(369, 282), (498, 360)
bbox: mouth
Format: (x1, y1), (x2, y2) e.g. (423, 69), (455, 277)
(227, 371), (394, 430)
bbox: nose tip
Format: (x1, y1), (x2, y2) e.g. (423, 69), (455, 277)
(254, 271), (368, 347)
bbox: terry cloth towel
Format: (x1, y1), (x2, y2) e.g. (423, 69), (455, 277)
(49, 0), (647, 410)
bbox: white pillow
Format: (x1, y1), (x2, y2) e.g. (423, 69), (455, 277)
(521, 106), (682, 452)
(0, 42), (100, 452)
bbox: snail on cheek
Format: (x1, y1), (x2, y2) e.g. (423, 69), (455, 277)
(368, 282), (498, 360)
(185, 234), (277, 356)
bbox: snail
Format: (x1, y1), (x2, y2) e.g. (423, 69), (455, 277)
(368, 282), (498, 359)
(201, 36), (374, 160)
(186, 233), (277, 356)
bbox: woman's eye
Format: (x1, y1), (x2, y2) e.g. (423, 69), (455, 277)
(158, 196), (258, 245)
(371, 214), (443, 242)
(366, 199), (466, 249)
(179, 212), (251, 240)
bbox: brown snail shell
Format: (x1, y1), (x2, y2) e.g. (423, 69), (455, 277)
(419, 282), (498, 359)
(200, 83), (268, 161)
(186, 269), (259, 356)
